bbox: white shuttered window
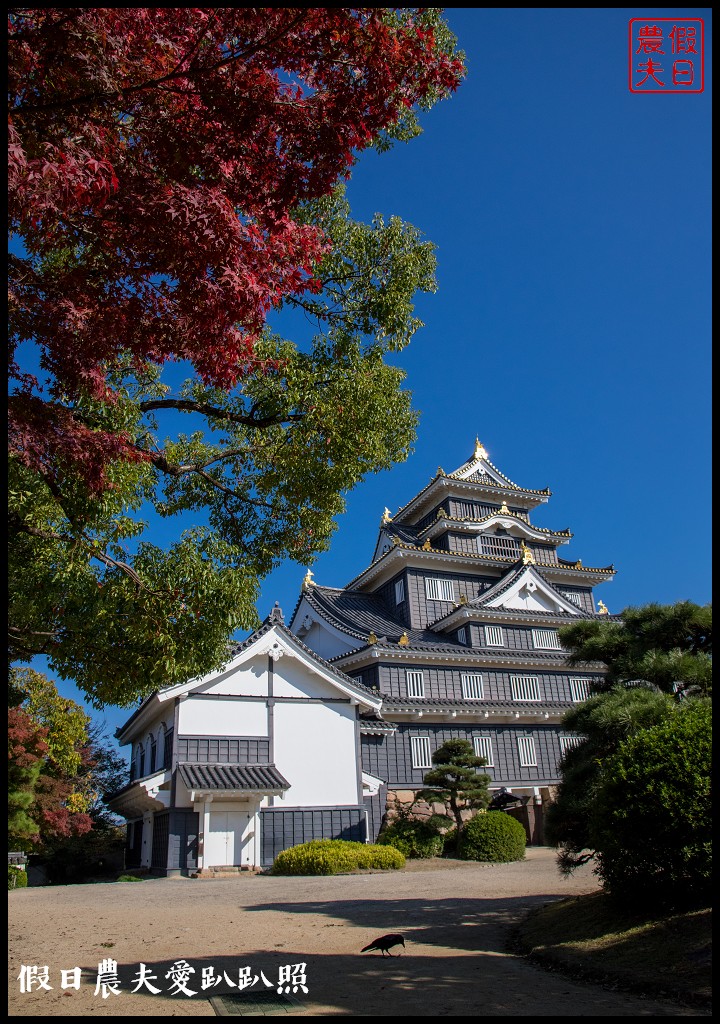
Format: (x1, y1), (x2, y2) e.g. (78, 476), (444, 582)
(518, 736), (537, 767)
(411, 736), (432, 769)
(570, 678), (591, 702)
(461, 673), (484, 699)
(394, 578), (405, 605)
(425, 577), (455, 602)
(511, 675), (541, 701)
(484, 625), (505, 647)
(559, 735), (582, 757)
(474, 736), (494, 766)
(532, 628), (563, 650)
(406, 670), (425, 698)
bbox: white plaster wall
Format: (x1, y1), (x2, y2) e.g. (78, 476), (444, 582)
(174, 773), (193, 809)
(199, 656), (269, 696)
(273, 701), (358, 806)
(178, 696), (268, 736)
(273, 656), (348, 700)
(301, 621), (355, 661)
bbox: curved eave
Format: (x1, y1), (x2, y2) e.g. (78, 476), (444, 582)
(429, 605), (623, 631)
(333, 645), (605, 673)
(392, 473), (551, 527)
(346, 542), (614, 592)
(417, 515), (572, 545)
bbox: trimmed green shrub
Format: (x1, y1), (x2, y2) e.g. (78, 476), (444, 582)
(377, 816), (444, 858)
(8, 866), (28, 890)
(116, 874), (145, 882)
(458, 811), (526, 863)
(594, 699), (711, 906)
(271, 839), (405, 876)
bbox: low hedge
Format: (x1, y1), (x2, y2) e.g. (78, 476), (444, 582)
(377, 817), (445, 859)
(458, 811), (526, 863)
(8, 866), (28, 890)
(271, 839), (405, 876)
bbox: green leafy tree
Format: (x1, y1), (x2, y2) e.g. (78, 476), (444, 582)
(9, 9), (466, 711)
(545, 686), (676, 876)
(558, 601), (712, 698)
(594, 699), (711, 907)
(416, 739), (491, 853)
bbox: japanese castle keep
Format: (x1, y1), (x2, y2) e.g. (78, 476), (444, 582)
(110, 441), (617, 874)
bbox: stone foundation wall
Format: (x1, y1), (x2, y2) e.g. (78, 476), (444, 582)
(382, 788), (478, 831)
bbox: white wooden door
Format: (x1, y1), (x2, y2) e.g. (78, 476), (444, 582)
(206, 809), (245, 867)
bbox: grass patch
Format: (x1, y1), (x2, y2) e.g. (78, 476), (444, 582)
(511, 891), (711, 1007)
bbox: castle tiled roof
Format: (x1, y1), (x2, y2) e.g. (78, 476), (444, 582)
(178, 763), (289, 792)
(299, 585), (442, 647)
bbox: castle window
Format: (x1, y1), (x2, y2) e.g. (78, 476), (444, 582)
(511, 675), (541, 701)
(518, 736), (537, 767)
(163, 728), (174, 769)
(410, 736), (432, 769)
(479, 535), (521, 559)
(394, 579), (405, 605)
(485, 625), (505, 647)
(569, 678), (591, 702)
(406, 670), (425, 698)
(561, 591), (583, 607)
(474, 736), (494, 766)
(559, 735), (582, 758)
(425, 577), (454, 602)
(461, 673), (484, 699)
(457, 626), (467, 645)
(532, 628), (563, 650)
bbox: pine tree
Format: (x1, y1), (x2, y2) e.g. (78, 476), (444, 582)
(416, 739), (491, 853)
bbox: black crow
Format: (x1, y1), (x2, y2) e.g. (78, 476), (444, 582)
(361, 933), (405, 956)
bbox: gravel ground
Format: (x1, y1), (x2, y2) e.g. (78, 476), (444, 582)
(8, 848), (708, 1017)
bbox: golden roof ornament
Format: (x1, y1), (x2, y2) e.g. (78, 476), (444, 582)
(302, 569), (315, 589)
(421, 538), (432, 551)
(368, 631), (378, 644)
(521, 541), (535, 565)
(436, 466), (444, 477)
(474, 438), (487, 460)
(597, 600), (609, 615)
(398, 631), (410, 647)
(381, 507), (393, 524)
(575, 559), (583, 569)
(499, 500), (510, 515)
(459, 594), (468, 605)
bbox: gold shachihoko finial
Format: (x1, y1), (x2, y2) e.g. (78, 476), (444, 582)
(597, 600), (609, 615)
(398, 631), (409, 647)
(521, 541), (535, 565)
(381, 507), (392, 524)
(474, 438), (487, 460)
(368, 631), (378, 644)
(302, 569), (315, 589)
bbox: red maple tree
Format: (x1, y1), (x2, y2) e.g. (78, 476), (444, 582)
(8, 8), (464, 489)
(8, 706), (93, 846)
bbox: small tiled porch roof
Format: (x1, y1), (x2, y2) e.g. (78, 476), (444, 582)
(178, 763), (290, 793)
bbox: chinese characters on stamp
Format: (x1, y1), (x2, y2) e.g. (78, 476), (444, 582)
(629, 19), (704, 93)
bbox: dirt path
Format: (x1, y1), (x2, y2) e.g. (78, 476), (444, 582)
(8, 849), (706, 1017)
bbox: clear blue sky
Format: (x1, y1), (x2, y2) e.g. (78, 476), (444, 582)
(34, 8), (713, 748)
